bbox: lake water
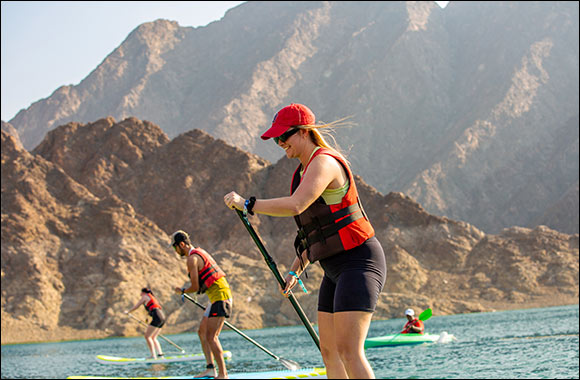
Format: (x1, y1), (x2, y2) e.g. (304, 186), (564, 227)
(1, 304), (578, 379)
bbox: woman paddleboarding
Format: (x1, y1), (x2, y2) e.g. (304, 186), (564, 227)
(125, 288), (166, 359)
(224, 103), (387, 379)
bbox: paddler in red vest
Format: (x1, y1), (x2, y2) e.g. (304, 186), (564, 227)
(224, 103), (387, 379)
(125, 288), (166, 359)
(172, 230), (232, 379)
(401, 308), (424, 334)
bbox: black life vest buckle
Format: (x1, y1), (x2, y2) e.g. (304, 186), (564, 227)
(293, 229), (309, 276)
(294, 228), (309, 253)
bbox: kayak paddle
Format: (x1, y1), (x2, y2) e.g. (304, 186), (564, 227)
(182, 293), (301, 371)
(418, 308), (432, 322)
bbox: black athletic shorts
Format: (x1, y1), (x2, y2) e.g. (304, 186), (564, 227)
(150, 308), (166, 328)
(317, 236), (387, 313)
(205, 300), (232, 318)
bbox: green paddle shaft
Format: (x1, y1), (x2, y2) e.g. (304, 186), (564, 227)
(235, 209), (320, 351)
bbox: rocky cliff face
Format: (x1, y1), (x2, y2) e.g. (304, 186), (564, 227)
(4, 2), (578, 235)
(1, 118), (577, 344)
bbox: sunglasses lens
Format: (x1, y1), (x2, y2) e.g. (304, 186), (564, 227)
(274, 128), (298, 145)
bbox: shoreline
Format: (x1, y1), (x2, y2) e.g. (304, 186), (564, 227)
(2, 302), (578, 346)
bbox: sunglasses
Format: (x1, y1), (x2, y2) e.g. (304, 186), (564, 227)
(273, 128), (300, 144)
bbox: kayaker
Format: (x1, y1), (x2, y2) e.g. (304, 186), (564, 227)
(224, 103), (387, 379)
(172, 230), (232, 379)
(124, 287), (166, 359)
(401, 308), (424, 334)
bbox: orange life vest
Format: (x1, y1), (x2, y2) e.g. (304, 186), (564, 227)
(189, 247), (226, 293)
(291, 148), (375, 262)
(401, 318), (425, 334)
(144, 293), (162, 315)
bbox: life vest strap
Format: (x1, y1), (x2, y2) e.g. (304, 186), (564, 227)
(200, 266), (218, 281)
(294, 205), (364, 254)
(306, 209), (363, 247)
(300, 204), (361, 236)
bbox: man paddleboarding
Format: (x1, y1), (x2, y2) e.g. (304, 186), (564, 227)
(172, 230), (232, 379)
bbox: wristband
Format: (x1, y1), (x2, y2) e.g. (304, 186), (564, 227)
(247, 196), (256, 215)
(243, 199), (250, 216)
(289, 271), (308, 293)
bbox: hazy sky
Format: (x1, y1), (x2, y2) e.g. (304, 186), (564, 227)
(0, 1), (246, 122)
(1, 1), (449, 123)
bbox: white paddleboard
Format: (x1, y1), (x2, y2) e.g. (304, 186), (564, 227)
(68, 367), (326, 379)
(96, 351), (232, 365)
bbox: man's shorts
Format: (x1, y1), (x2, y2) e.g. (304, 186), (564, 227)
(203, 299), (232, 318)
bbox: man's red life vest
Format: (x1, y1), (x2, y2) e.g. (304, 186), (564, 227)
(189, 247), (226, 293)
(291, 148), (375, 262)
(144, 294), (162, 315)
(401, 318), (425, 334)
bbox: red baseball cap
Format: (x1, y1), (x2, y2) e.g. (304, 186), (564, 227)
(261, 103), (316, 140)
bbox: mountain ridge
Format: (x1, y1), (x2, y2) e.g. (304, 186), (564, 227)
(4, 1), (578, 235)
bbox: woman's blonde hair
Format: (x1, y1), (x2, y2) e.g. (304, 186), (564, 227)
(296, 117), (353, 164)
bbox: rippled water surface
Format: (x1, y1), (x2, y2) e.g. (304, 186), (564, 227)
(2, 304), (578, 379)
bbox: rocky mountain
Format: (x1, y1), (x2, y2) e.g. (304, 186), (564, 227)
(1, 121), (22, 149)
(1, 118), (578, 344)
(4, 1), (579, 235)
